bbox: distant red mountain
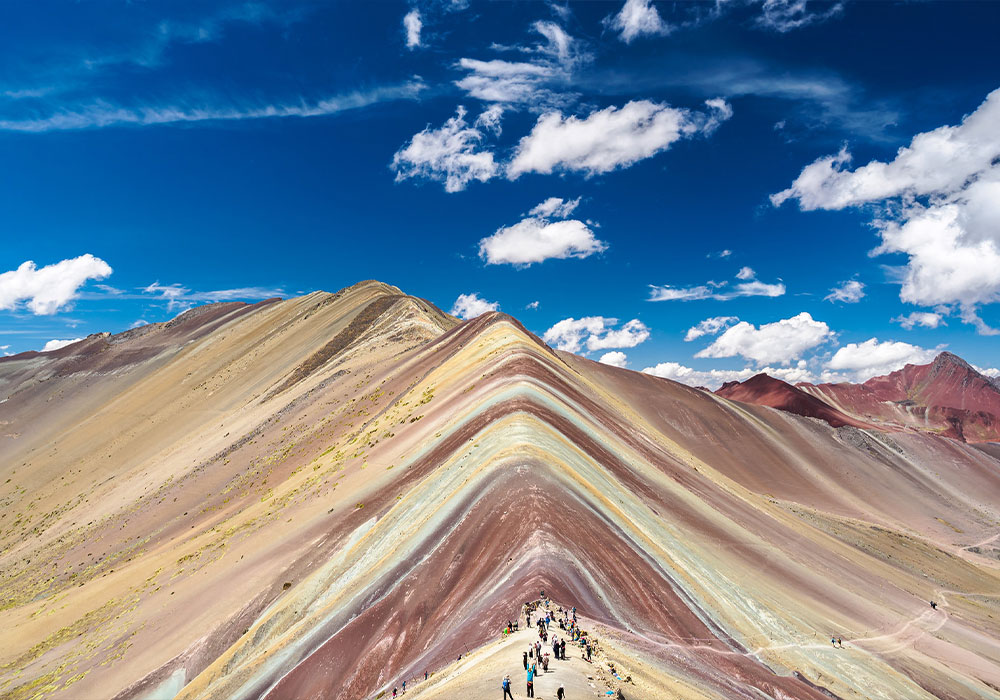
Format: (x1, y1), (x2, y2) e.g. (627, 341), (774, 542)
(716, 373), (869, 429)
(716, 353), (1000, 442)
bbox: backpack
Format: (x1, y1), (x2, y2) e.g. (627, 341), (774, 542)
(502, 679), (509, 689)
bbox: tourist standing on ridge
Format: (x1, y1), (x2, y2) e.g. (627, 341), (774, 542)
(502, 674), (514, 700)
(523, 651), (528, 669)
(557, 684), (566, 699)
(526, 663), (535, 697)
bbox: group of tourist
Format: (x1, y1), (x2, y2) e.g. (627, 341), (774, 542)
(510, 594), (584, 698)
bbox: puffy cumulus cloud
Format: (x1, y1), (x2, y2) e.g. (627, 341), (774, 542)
(507, 98), (731, 179)
(479, 197), (606, 266)
(826, 338), (941, 382)
(525, 300), (540, 310)
(0, 254), (112, 315)
(755, 0), (843, 33)
(605, 0), (670, 43)
(684, 316), (738, 342)
(528, 196), (580, 218)
(450, 292), (499, 320)
(403, 9), (422, 49)
(42, 338), (83, 352)
(695, 312), (833, 365)
(641, 359), (816, 390)
(598, 351), (628, 368)
(893, 311), (943, 330)
(542, 317), (649, 354)
(391, 106), (498, 193)
(825, 279), (865, 303)
(975, 365), (1000, 380)
(773, 87), (1000, 333)
(650, 268), (784, 302)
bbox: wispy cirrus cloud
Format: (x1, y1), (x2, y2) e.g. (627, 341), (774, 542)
(0, 81), (426, 133)
(142, 282), (283, 311)
(649, 267), (784, 302)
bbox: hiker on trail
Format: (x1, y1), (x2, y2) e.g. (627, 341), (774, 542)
(526, 663), (536, 697)
(586, 643), (592, 661)
(393, 688), (397, 698)
(523, 651), (528, 669)
(402, 680), (406, 693)
(529, 646), (533, 660)
(930, 601), (938, 610)
(557, 684), (566, 699)
(830, 636), (837, 648)
(836, 637), (843, 648)
(560, 639), (566, 659)
(502, 674), (514, 700)
(542, 653), (549, 672)
(424, 671), (428, 681)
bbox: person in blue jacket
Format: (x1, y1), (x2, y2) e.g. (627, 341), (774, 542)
(526, 663), (535, 697)
(502, 674), (513, 699)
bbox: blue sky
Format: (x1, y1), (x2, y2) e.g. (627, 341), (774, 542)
(1, 0), (997, 386)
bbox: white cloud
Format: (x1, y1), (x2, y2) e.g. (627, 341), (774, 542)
(479, 198), (606, 266)
(755, 0), (843, 33)
(455, 58), (556, 105)
(893, 311), (942, 330)
(826, 338), (940, 382)
(773, 87), (1000, 333)
(650, 268), (784, 302)
(0, 82), (425, 133)
(42, 338), (83, 352)
(825, 279), (865, 303)
(975, 365), (1000, 379)
(143, 283), (282, 311)
(543, 317), (649, 354)
(403, 9), (422, 49)
(641, 359), (815, 389)
(507, 98), (731, 179)
(450, 293), (499, 320)
(0, 254), (112, 315)
(528, 196), (580, 218)
(533, 21), (573, 62)
(526, 300), (540, 310)
(129, 319), (150, 329)
(708, 249), (733, 259)
(455, 21), (589, 110)
(391, 106), (499, 193)
(474, 104), (504, 135)
(599, 351), (628, 368)
(695, 312), (832, 365)
(605, 0), (670, 43)
(684, 316), (738, 341)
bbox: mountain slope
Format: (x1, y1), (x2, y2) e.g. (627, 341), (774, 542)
(2, 282), (999, 700)
(716, 373), (869, 429)
(798, 352), (1000, 442)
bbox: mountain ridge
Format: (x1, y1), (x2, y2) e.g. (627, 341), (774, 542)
(2, 280), (999, 700)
